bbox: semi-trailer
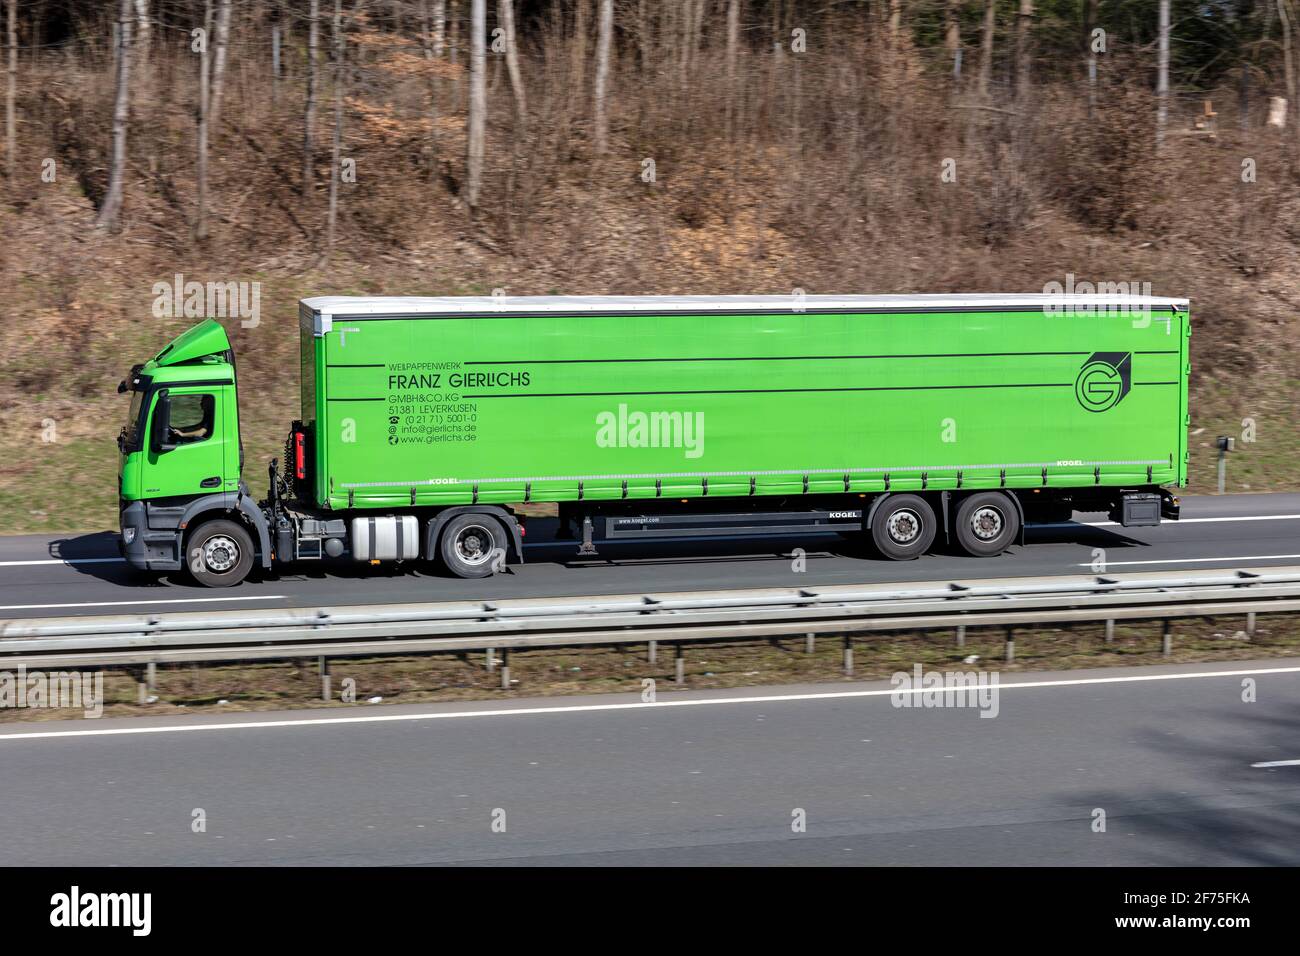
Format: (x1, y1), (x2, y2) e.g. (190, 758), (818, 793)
(117, 294), (1188, 587)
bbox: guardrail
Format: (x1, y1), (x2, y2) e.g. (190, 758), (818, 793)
(2, 566), (1299, 695)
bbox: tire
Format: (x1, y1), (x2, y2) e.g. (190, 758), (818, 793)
(954, 491), (1021, 557)
(186, 519), (255, 587)
(869, 494), (937, 560)
(439, 513), (507, 579)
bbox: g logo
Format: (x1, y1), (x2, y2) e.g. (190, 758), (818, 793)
(1074, 352), (1132, 412)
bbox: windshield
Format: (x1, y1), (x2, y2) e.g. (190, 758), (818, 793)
(122, 388), (146, 452)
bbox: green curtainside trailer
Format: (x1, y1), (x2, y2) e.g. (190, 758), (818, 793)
(118, 294), (1188, 586)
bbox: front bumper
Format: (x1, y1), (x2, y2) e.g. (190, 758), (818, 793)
(119, 501), (184, 572)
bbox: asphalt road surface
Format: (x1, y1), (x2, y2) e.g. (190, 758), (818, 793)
(0, 493), (1297, 618)
(1, 659), (1298, 865)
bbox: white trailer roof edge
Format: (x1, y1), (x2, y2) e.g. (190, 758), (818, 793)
(301, 293), (1190, 336)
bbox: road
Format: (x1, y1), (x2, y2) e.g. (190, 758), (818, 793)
(0, 659), (1298, 865)
(0, 493), (1297, 618)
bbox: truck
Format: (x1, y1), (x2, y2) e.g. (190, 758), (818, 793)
(117, 293), (1188, 587)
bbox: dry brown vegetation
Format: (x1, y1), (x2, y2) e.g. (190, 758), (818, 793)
(0, 2), (1297, 531)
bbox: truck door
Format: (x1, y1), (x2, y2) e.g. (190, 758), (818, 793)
(142, 386), (229, 499)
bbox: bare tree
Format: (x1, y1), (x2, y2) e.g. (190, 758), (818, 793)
(97, 0), (134, 230)
(1084, 0), (1097, 116)
(498, 0), (527, 131)
(1156, 0), (1170, 145)
(209, 0), (232, 128)
(944, 0), (961, 77)
(724, 0), (740, 127)
(978, 0), (995, 96)
(1015, 0), (1033, 101)
(195, 0), (230, 241)
(1280, 0), (1298, 145)
(419, 0), (444, 153)
(303, 0), (320, 196)
(196, 0), (212, 239)
(466, 0), (485, 210)
(5, 0), (16, 180)
(593, 0), (612, 152)
(132, 0), (149, 58)
(326, 0), (344, 250)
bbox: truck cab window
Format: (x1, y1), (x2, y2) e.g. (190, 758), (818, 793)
(169, 393), (215, 444)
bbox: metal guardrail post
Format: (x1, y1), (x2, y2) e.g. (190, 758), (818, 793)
(1005, 627), (1015, 663)
(956, 625), (965, 649)
(136, 668), (148, 705)
(674, 644), (685, 685)
(1246, 612), (1257, 639)
(1104, 619), (1115, 643)
(486, 648), (496, 673)
(146, 662), (156, 692)
(843, 636), (853, 676)
(1162, 620), (1173, 656)
(500, 649), (511, 690)
(648, 640), (657, 664)
(805, 633), (815, 654)
(319, 656), (330, 701)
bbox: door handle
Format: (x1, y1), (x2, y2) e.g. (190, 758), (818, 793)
(200, 476), (221, 488)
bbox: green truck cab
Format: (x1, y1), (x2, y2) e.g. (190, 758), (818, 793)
(118, 319), (271, 586)
(119, 295), (1186, 588)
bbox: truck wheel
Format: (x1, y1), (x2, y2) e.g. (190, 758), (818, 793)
(954, 492), (1020, 557)
(186, 519), (255, 587)
(439, 514), (506, 579)
(870, 494), (936, 560)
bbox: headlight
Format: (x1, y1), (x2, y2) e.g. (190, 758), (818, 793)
(122, 526), (137, 544)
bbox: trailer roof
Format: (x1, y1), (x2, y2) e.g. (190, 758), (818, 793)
(301, 293), (1189, 328)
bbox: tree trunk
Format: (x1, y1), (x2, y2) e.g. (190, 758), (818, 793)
(209, 0), (232, 129)
(498, 0), (527, 131)
(97, 0), (133, 230)
(572, 0), (589, 96)
(132, 0), (149, 58)
(1280, 0), (1298, 158)
(466, 0), (485, 210)
(419, 0), (442, 152)
(1156, 0), (1170, 146)
(725, 0), (740, 111)
(195, 0), (212, 239)
(1015, 0), (1033, 101)
(946, 0), (967, 79)
(303, 0), (319, 196)
(5, 0), (16, 180)
(326, 0), (344, 251)
(1084, 0), (1097, 116)
(978, 0), (995, 96)
(593, 0), (612, 152)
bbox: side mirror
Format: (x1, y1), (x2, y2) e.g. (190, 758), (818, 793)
(151, 391), (177, 453)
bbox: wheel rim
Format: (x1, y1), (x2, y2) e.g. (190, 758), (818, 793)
(202, 535), (240, 573)
(455, 525), (495, 566)
(886, 509), (923, 544)
(969, 506), (1005, 542)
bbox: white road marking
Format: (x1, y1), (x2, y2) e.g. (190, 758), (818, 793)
(1251, 759), (1300, 769)
(2, 664), (1298, 742)
(1045, 514), (1300, 529)
(0, 557), (125, 567)
(0, 595), (287, 611)
(1076, 554), (1300, 568)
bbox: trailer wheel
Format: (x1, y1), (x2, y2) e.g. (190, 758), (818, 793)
(439, 513), (506, 579)
(870, 494), (936, 560)
(186, 519), (255, 587)
(954, 492), (1020, 557)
